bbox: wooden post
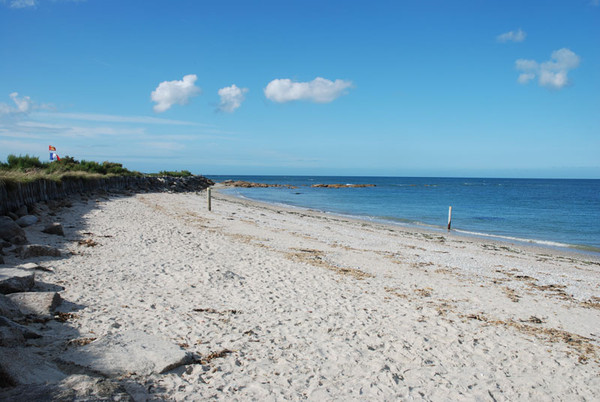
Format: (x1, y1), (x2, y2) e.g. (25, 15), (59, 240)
(207, 187), (212, 211)
(447, 206), (452, 230)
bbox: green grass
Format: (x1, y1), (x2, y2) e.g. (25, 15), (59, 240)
(0, 154), (140, 184)
(0, 154), (196, 185)
(146, 170), (193, 178)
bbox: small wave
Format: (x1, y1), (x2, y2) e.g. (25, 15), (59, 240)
(453, 229), (579, 250)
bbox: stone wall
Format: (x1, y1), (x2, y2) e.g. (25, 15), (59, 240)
(0, 175), (213, 215)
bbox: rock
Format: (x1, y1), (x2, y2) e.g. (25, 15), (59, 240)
(17, 245), (61, 259)
(0, 347), (66, 386)
(0, 326), (26, 347)
(0, 216), (27, 243)
(7, 212), (18, 221)
(18, 262), (54, 273)
(221, 180), (297, 189)
(15, 215), (38, 228)
(0, 268), (35, 294)
(9, 235), (28, 245)
(0, 316), (41, 339)
(59, 330), (191, 377)
(41, 223), (64, 236)
(15, 205), (28, 217)
(0, 375), (132, 401)
(7, 292), (62, 317)
(0, 294), (22, 318)
(0, 256), (3, 265)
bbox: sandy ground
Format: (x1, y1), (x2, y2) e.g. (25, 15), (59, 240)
(16, 189), (600, 400)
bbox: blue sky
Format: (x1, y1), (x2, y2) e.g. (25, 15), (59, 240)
(1, 0), (598, 178)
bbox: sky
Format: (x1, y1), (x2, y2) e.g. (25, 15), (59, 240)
(0, 0), (599, 178)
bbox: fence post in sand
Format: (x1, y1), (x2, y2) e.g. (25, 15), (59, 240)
(207, 187), (212, 211)
(447, 206), (452, 230)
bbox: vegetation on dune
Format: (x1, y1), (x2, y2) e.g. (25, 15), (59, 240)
(0, 154), (195, 184)
(146, 170), (193, 178)
(0, 154), (140, 184)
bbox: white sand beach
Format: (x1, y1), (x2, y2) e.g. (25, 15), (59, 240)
(5, 189), (600, 400)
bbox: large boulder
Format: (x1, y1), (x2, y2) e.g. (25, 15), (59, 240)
(0, 374), (133, 401)
(7, 292), (62, 317)
(0, 347), (66, 386)
(0, 326), (26, 347)
(59, 330), (191, 377)
(0, 268), (35, 294)
(15, 215), (38, 228)
(17, 245), (61, 259)
(41, 223), (64, 237)
(0, 294), (22, 318)
(0, 317), (40, 339)
(0, 217), (27, 244)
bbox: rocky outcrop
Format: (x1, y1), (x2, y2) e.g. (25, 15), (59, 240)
(221, 180), (297, 189)
(0, 269), (35, 294)
(17, 245), (61, 259)
(0, 347), (67, 386)
(15, 215), (38, 228)
(311, 183), (376, 188)
(7, 292), (62, 317)
(0, 217), (27, 244)
(41, 223), (64, 236)
(0, 175), (214, 216)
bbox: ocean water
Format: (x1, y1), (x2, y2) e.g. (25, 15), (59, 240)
(208, 176), (600, 253)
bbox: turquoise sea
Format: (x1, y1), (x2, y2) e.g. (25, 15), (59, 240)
(208, 176), (600, 254)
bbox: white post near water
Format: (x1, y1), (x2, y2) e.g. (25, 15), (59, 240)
(447, 206), (452, 230)
(207, 187), (212, 211)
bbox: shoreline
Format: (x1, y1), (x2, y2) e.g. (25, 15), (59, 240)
(215, 187), (600, 262)
(1, 189), (599, 399)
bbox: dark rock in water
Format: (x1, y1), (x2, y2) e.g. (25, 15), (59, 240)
(14, 205), (28, 217)
(0, 256), (3, 265)
(7, 292), (62, 317)
(0, 268), (35, 294)
(221, 180), (297, 189)
(41, 223), (64, 236)
(0, 347), (66, 386)
(15, 215), (38, 228)
(17, 245), (61, 259)
(0, 217), (27, 243)
(6, 212), (18, 221)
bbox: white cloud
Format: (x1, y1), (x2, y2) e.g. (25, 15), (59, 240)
(217, 85), (248, 113)
(8, 0), (36, 8)
(151, 74), (201, 113)
(497, 29), (526, 43)
(264, 77), (353, 103)
(10, 92), (32, 113)
(0, 92), (35, 115)
(515, 48), (580, 89)
(35, 111), (202, 126)
(2, 0), (85, 8)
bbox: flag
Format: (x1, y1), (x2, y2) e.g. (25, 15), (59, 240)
(49, 152), (60, 161)
(49, 145), (56, 151)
